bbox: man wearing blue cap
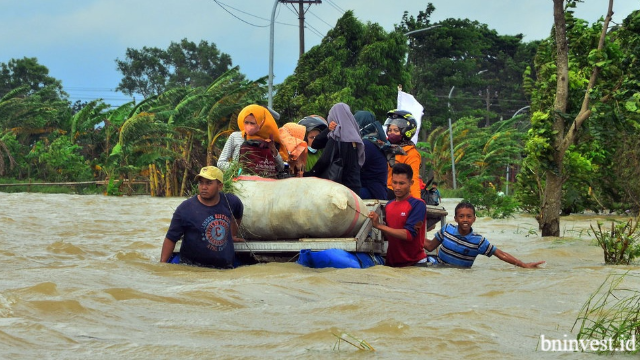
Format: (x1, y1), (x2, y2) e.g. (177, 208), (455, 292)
(160, 166), (244, 268)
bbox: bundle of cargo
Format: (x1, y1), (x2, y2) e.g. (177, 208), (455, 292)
(230, 176), (447, 265)
(234, 176), (368, 240)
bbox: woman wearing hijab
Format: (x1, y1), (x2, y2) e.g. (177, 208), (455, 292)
(305, 103), (365, 194)
(298, 115), (328, 172)
(218, 105), (286, 176)
(278, 122), (308, 177)
(219, 104), (286, 178)
(354, 110), (388, 200)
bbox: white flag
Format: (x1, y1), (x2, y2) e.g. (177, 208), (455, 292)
(397, 90), (424, 144)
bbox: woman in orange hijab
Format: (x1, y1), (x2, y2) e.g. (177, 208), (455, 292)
(235, 104), (286, 178)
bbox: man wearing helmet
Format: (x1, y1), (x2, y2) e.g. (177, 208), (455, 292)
(384, 110), (422, 200)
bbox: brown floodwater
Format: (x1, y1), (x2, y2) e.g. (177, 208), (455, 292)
(1, 193), (638, 359)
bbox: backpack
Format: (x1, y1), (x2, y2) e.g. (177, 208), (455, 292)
(421, 188), (439, 206)
(239, 139), (278, 178)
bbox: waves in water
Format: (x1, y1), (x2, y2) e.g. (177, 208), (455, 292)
(0, 192), (638, 359)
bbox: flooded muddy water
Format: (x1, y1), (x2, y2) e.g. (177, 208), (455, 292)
(1, 193), (638, 358)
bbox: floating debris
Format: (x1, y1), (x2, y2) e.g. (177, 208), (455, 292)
(332, 332), (375, 351)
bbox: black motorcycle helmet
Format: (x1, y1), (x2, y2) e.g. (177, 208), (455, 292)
(384, 109), (417, 141)
(298, 115), (328, 140)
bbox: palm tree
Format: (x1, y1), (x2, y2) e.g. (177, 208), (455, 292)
(0, 85), (68, 145)
(0, 132), (17, 176)
(112, 67), (267, 196)
(0, 87), (28, 176)
(172, 66), (266, 165)
(69, 99), (111, 144)
(424, 115), (525, 189)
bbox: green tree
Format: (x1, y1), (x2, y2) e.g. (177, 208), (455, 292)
(518, 0), (623, 236)
(0, 59), (70, 158)
(115, 38), (235, 98)
(28, 136), (93, 182)
(98, 102), (136, 168)
(399, 6), (536, 131)
(596, 9), (640, 214)
(614, 136), (640, 214)
(0, 57), (66, 100)
(274, 10), (410, 121)
(69, 99), (111, 144)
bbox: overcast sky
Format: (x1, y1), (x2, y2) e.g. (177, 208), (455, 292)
(1, 0), (636, 107)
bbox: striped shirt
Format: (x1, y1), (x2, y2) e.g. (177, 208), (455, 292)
(433, 224), (496, 268)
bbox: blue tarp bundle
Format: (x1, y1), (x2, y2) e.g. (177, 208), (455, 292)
(297, 248), (384, 269)
(169, 249), (384, 269)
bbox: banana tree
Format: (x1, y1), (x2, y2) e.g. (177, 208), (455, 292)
(424, 115), (526, 189)
(172, 66), (266, 165)
(69, 99), (111, 144)
(111, 90), (185, 196)
(112, 67), (267, 196)
(0, 132), (18, 176)
(0, 85), (69, 142)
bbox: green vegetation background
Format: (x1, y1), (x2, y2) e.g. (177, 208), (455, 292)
(1, 3), (640, 220)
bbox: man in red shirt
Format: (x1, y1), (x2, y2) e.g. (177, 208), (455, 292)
(369, 163), (427, 267)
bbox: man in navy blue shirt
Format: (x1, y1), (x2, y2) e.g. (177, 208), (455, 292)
(160, 166), (244, 268)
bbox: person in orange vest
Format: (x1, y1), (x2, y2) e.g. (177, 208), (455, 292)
(384, 110), (421, 200)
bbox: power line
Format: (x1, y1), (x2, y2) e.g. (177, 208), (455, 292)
(68, 95), (133, 101)
(307, 9), (334, 29)
(305, 21), (324, 38)
(212, 0), (298, 27)
(215, 0), (272, 22)
(324, 0), (345, 14)
(212, 0), (270, 27)
(283, 4), (322, 38)
(328, 0), (345, 12)
(65, 87), (118, 91)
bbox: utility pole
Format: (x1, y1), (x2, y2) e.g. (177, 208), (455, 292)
(485, 87), (491, 127)
(448, 86), (457, 190)
(481, 85), (497, 127)
(299, 1), (305, 56)
(281, 0), (321, 57)
(269, 0), (321, 108)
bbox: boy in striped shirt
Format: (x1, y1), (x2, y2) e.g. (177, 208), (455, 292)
(423, 202), (545, 268)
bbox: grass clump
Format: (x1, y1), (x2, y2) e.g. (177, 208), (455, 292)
(590, 218), (640, 265)
(573, 272), (639, 354)
(220, 161), (243, 195)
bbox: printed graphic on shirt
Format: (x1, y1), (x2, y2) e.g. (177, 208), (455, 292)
(201, 213), (230, 251)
